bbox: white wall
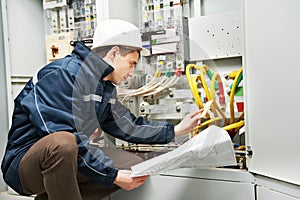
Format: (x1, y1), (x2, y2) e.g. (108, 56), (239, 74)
(7, 0), (46, 76)
(0, 1), (9, 192)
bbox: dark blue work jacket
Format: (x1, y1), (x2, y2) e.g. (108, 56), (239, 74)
(1, 42), (175, 194)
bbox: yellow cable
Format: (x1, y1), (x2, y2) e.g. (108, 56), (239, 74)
(235, 110), (244, 123)
(199, 68), (211, 101)
(186, 64), (211, 109)
(223, 120), (244, 131)
(186, 64), (204, 109)
(205, 72), (227, 126)
(192, 117), (223, 132)
(192, 74), (217, 119)
(229, 67), (243, 124)
(210, 73), (217, 101)
(187, 65), (245, 137)
(227, 70), (239, 80)
(203, 65), (210, 71)
(187, 64), (246, 134)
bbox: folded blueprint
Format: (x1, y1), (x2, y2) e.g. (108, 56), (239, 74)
(131, 125), (237, 177)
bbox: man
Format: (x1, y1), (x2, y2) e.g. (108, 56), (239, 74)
(1, 19), (202, 200)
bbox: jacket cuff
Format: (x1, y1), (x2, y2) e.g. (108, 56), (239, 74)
(165, 124), (175, 143)
(105, 168), (118, 187)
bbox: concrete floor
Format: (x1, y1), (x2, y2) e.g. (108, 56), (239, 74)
(0, 191), (34, 200)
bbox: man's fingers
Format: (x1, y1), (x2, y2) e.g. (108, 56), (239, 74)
(190, 110), (202, 118)
(132, 175), (148, 181)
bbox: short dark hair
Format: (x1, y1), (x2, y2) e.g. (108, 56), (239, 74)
(92, 45), (141, 58)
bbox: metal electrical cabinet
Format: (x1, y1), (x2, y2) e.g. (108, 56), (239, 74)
(243, 0), (300, 199)
(243, 0), (300, 188)
(111, 0), (300, 199)
(111, 168), (255, 200)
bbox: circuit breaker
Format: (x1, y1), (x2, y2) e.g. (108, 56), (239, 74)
(43, 0), (97, 63)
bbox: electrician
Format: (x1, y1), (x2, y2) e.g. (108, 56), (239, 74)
(1, 19), (202, 200)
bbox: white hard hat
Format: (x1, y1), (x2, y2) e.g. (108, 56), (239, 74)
(92, 19), (150, 56)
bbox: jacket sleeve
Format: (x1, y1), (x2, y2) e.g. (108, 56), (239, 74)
(20, 67), (118, 187)
(101, 100), (175, 144)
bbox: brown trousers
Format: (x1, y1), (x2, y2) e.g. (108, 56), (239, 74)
(18, 131), (143, 200)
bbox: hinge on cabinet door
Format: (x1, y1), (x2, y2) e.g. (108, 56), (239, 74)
(246, 146), (253, 157)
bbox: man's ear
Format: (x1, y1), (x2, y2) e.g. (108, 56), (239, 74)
(108, 46), (120, 59)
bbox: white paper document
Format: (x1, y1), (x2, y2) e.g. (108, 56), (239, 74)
(131, 125), (237, 177)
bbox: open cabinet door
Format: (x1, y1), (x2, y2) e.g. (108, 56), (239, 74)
(243, 0), (300, 185)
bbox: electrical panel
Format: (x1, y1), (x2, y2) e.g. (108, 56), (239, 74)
(139, 0), (186, 74)
(112, 1), (245, 157)
(43, 0), (97, 63)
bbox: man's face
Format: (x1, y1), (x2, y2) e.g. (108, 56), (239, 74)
(110, 51), (139, 85)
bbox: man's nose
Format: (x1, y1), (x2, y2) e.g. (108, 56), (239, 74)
(128, 71), (134, 77)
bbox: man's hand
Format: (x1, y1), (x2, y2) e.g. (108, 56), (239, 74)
(113, 170), (148, 191)
(174, 110), (203, 136)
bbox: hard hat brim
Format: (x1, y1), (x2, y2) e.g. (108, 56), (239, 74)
(91, 45), (150, 57)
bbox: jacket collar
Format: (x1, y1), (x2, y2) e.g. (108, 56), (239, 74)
(72, 42), (114, 80)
